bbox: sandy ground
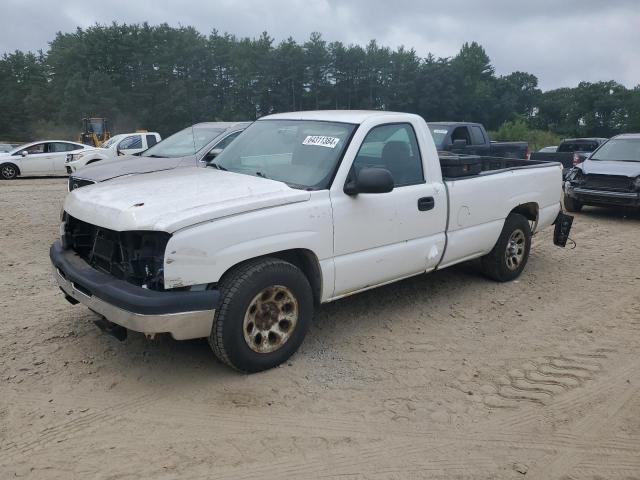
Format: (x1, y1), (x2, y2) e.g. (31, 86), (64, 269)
(0, 177), (639, 479)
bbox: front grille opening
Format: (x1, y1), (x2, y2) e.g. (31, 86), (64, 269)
(63, 215), (171, 291)
(584, 174), (633, 192)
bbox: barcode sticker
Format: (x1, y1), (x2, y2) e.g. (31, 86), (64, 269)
(302, 136), (340, 148)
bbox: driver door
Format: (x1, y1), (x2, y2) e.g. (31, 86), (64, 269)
(330, 123), (447, 297)
(17, 143), (53, 175)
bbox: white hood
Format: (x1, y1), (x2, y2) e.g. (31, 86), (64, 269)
(64, 167), (311, 232)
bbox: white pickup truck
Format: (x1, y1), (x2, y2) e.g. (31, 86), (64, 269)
(51, 111), (571, 372)
(65, 131), (161, 173)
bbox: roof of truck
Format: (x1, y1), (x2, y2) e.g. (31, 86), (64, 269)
(193, 121), (252, 130)
(261, 110), (416, 124)
(561, 137), (608, 143)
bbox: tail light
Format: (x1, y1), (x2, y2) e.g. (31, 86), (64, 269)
(524, 146), (530, 160)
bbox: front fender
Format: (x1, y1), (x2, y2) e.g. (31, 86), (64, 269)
(162, 192), (335, 294)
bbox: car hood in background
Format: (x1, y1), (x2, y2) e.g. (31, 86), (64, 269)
(580, 159), (640, 177)
(64, 167), (310, 232)
(75, 155), (192, 182)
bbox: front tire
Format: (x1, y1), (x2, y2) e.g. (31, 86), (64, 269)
(0, 163), (18, 180)
(480, 213), (532, 282)
(209, 258), (313, 373)
(563, 194), (583, 213)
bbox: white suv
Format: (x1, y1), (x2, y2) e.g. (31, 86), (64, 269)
(66, 132), (161, 173)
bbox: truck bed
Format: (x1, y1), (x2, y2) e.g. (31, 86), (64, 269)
(439, 153), (560, 181)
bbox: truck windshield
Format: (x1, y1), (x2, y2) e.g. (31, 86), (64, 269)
(427, 125), (449, 147)
(142, 125), (224, 158)
(590, 138), (640, 162)
(212, 120), (356, 189)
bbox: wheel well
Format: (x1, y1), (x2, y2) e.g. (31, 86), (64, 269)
(220, 249), (323, 307)
(1, 162), (20, 175)
(510, 202), (539, 231)
(86, 158), (101, 165)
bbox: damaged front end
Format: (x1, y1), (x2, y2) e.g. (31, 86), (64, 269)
(62, 214), (170, 291)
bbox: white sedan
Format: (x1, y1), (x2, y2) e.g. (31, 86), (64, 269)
(0, 140), (89, 179)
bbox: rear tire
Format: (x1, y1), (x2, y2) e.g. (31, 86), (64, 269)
(0, 163), (18, 180)
(209, 257), (313, 373)
(563, 194), (583, 213)
(480, 213), (532, 282)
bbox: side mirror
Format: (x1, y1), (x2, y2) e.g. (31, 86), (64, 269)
(344, 167), (394, 195)
(20, 150), (28, 157)
(452, 139), (468, 148)
(205, 148), (223, 163)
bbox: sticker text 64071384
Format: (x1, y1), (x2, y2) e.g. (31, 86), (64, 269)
(302, 135), (340, 149)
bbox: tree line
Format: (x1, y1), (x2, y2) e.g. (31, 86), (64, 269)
(0, 23), (638, 142)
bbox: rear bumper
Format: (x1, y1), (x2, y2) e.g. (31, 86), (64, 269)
(50, 241), (219, 340)
(566, 185), (640, 207)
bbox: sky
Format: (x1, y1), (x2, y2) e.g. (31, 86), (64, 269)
(1, 0), (639, 91)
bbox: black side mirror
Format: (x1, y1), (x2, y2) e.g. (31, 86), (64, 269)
(452, 139), (468, 148)
(344, 167), (394, 195)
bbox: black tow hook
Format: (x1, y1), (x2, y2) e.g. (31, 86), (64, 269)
(94, 317), (128, 341)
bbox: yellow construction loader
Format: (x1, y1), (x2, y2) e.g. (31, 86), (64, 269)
(79, 117), (111, 147)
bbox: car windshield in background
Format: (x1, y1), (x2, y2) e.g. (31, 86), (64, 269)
(558, 142), (599, 153)
(213, 120), (356, 189)
(590, 138), (640, 162)
(141, 126), (224, 158)
(427, 126), (449, 147)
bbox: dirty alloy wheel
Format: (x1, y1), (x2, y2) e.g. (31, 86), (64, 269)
(209, 257), (313, 373)
(563, 193), (583, 213)
(480, 213), (532, 282)
(0, 163), (18, 180)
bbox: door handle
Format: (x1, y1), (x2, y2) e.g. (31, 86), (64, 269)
(418, 196), (435, 211)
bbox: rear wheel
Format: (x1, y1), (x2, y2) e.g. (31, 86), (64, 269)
(480, 213), (532, 282)
(563, 194), (583, 213)
(0, 163), (18, 180)
(209, 258), (313, 373)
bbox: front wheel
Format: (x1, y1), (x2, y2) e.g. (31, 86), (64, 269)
(563, 194), (583, 213)
(209, 258), (313, 373)
(0, 163), (18, 180)
(480, 213), (532, 282)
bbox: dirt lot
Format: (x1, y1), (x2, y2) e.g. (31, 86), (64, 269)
(1, 177), (639, 479)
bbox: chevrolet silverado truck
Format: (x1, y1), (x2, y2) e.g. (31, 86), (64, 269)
(564, 133), (640, 211)
(427, 122), (529, 159)
(51, 110), (569, 372)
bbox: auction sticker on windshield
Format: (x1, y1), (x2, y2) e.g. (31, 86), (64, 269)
(302, 136), (340, 148)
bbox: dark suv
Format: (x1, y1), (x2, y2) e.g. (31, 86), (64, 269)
(564, 134), (640, 211)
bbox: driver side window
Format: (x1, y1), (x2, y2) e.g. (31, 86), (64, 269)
(21, 143), (45, 154)
(352, 123), (424, 187)
(118, 135), (143, 150)
(213, 131), (242, 151)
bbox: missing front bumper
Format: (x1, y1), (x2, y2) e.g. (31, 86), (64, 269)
(50, 241), (219, 340)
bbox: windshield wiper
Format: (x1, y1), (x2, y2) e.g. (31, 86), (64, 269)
(208, 162), (228, 171)
(255, 171), (269, 179)
(145, 154), (167, 158)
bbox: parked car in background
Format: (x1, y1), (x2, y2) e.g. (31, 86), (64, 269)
(0, 140), (89, 179)
(531, 137), (608, 175)
(427, 122), (529, 159)
(65, 131), (161, 173)
(564, 133), (640, 211)
(538, 146), (558, 153)
(67, 122), (250, 190)
(52, 110), (569, 372)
